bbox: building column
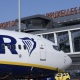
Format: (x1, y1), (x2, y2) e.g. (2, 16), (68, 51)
(54, 32), (58, 45)
(68, 30), (73, 53)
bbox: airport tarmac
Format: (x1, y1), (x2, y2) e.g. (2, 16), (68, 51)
(71, 79), (80, 80)
(71, 76), (80, 80)
(15, 78), (80, 80)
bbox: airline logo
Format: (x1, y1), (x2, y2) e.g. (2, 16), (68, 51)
(0, 35), (18, 54)
(0, 35), (36, 56)
(20, 37), (36, 56)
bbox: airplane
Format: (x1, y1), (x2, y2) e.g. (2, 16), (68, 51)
(0, 30), (72, 80)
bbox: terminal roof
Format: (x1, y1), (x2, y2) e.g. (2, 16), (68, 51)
(16, 15), (52, 23)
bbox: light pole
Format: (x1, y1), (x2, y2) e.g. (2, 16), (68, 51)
(18, 0), (21, 32)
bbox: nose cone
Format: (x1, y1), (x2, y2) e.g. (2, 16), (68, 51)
(66, 56), (72, 69)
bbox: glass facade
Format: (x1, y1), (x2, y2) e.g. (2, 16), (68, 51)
(57, 31), (70, 53)
(40, 31), (71, 53)
(38, 28), (80, 54)
(42, 33), (55, 43)
(71, 30), (80, 52)
(27, 20), (32, 28)
(26, 19), (47, 29)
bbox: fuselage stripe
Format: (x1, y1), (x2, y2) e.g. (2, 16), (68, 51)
(0, 61), (62, 72)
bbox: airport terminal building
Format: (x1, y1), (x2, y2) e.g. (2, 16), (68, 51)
(0, 6), (80, 70)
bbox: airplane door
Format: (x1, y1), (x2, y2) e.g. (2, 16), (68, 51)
(38, 39), (46, 61)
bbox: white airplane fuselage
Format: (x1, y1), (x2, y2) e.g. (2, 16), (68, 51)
(0, 30), (72, 79)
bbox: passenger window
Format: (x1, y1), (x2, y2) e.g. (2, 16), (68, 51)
(13, 44), (16, 49)
(23, 45), (26, 50)
(2, 44), (5, 49)
(7, 44), (11, 49)
(18, 45), (21, 49)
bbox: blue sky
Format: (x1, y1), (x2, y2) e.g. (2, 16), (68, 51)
(0, 0), (80, 23)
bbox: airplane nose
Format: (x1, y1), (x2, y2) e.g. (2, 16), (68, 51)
(66, 55), (72, 68)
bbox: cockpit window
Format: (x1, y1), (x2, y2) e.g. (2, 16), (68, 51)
(53, 45), (61, 51)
